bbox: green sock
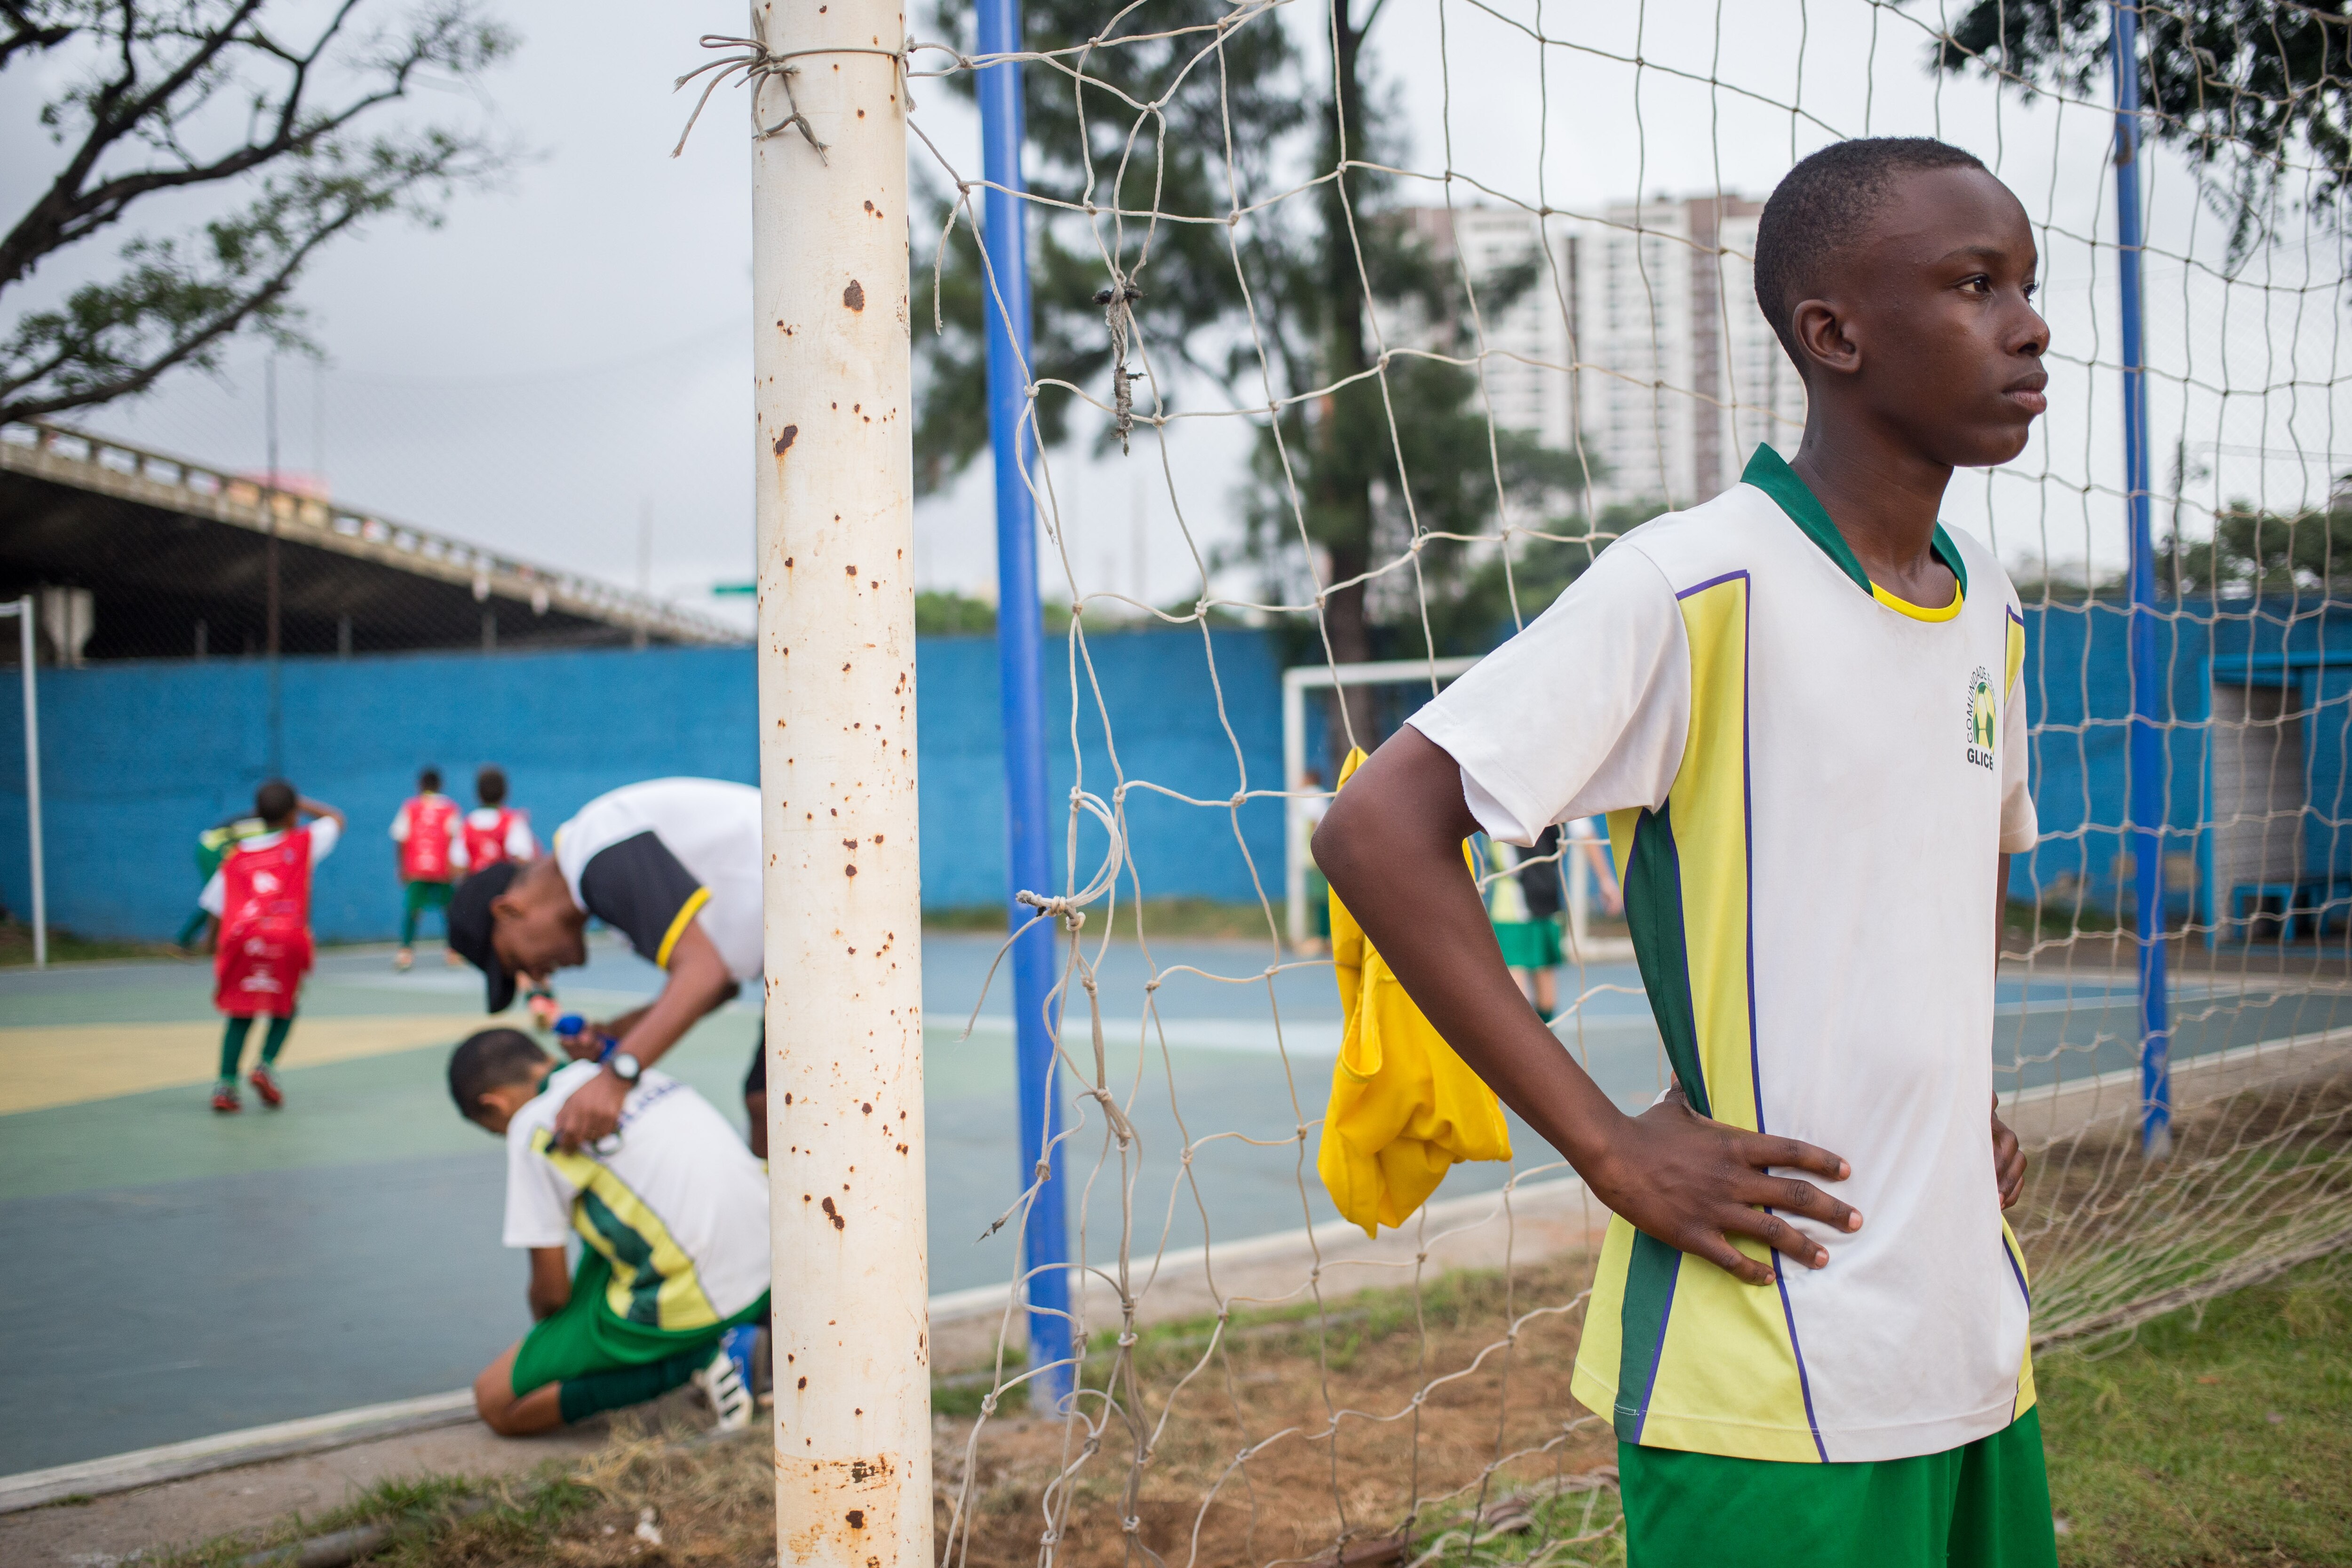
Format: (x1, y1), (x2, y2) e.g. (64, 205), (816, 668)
(554, 1348), (710, 1425)
(260, 1012), (295, 1066)
(218, 1017), (255, 1082)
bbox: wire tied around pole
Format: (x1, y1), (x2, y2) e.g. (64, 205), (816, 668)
(1093, 279), (1144, 454)
(670, 11), (918, 160)
(955, 791), (1124, 1042)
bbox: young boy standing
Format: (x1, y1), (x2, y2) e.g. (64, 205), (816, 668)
(390, 766), (468, 971)
(448, 1027), (766, 1436)
(463, 764), (539, 872)
(203, 780), (345, 1112)
(1314, 139), (2050, 1567)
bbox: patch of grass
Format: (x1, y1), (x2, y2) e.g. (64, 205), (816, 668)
(2039, 1255), (2352, 1567)
(147, 1469), (598, 1568)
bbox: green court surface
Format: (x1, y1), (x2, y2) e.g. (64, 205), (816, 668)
(0, 931), (1642, 1475)
(5, 931), (2330, 1477)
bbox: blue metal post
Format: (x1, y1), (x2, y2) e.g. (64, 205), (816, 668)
(976, 0), (1075, 1406)
(2112, 1), (2172, 1157)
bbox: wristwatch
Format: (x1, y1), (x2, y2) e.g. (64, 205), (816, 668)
(608, 1052), (643, 1084)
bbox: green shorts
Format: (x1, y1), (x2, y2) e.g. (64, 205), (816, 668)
(1620, 1408), (2058, 1568)
(511, 1248), (769, 1396)
(402, 880), (455, 914)
(1494, 917), (1564, 971)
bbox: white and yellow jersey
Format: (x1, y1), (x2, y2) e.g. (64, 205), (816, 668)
(1411, 444), (2037, 1464)
(503, 1061), (771, 1330)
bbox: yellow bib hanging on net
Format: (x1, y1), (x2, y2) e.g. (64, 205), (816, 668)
(1316, 747), (1513, 1236)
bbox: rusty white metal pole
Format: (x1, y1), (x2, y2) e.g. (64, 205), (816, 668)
(750, 0), (930, 1559)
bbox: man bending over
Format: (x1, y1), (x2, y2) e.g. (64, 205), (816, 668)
(447, 778), (772, 1154)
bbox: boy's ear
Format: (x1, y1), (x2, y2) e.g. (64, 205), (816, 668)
(1788, 297), (1862, 380)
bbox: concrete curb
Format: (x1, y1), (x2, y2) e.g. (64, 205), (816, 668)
(0, 1392), (477, 1515)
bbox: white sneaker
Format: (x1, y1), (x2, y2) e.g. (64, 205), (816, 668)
(695, 1335), (755, 1433)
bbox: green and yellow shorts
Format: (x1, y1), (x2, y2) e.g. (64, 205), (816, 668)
(513, 1249), (768, 1398)
(1619, 1409), (2058, 1568)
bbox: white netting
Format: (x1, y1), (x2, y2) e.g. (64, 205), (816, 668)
(869, 2), (2352, 1561)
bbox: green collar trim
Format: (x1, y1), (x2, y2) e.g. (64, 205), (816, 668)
(1740, 444), (1968, 603)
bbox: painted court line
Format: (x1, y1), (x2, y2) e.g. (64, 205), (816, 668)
(0, 1014), (490, 1116)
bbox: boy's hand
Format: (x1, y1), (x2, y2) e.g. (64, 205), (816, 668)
(555, 1069), (628, 1150)
(1593, 1086), (1862, 1286)
(1991, 1096), (2026, 1209)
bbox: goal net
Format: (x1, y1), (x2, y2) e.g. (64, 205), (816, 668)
(890, 1), (2352, 1561)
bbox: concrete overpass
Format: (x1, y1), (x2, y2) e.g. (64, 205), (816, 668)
(0, 421), (741, 660)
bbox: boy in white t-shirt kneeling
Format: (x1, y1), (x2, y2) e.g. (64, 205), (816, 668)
(450, 1028), (770, 1435)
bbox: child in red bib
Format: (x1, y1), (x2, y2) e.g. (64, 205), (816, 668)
(391, 765), (469, 971)
(462, 765), (538, 873)
(204, 780), (345, 1112)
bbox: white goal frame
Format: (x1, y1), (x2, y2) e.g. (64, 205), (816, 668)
(1282, 655), (1601, 954)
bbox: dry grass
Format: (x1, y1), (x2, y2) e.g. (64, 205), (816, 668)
(933, 1255), (1615, 1567)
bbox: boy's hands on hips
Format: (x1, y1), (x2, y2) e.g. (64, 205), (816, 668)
(1595, 1084), (1862, 1285)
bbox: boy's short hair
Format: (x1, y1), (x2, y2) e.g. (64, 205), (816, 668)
(448, 1027), (551, 1119)
(419, 766), (442, 792)
(1753, 137), (1988, 362)
(477, 765), (508, 807)
(254, 778), (296, 823)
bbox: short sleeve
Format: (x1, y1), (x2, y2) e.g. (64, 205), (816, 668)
(1999, 620), (2037, 853)
(198, 871), (225, 916)
(508, 818), (539, 860)
(448, 828), (470, 872)
(577, 831), (709, 967)
(1406, 542), (1691, 845)
(389, 803), (411, 843)
(307, 818), (341, 864)
(502, 1119), (577, 1250)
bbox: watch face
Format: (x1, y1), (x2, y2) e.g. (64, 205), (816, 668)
(613, 1053), (642, 1082)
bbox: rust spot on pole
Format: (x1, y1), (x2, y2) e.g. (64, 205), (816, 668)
(843, 279), (866, 311)
(774, 425), (799, 454)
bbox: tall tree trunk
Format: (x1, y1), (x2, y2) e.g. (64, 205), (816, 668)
(1317, 0), (1378, 766)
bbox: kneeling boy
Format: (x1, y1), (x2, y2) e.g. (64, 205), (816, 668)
(450, 1028), (768, 1435)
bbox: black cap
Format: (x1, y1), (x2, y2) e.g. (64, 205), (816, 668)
(447, 862), (523, 1013)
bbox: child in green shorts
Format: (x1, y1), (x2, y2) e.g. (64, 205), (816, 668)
(451, 1028), (769, 1435)
(1315, 137), (2053, 1568)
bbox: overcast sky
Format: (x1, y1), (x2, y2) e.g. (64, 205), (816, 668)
(5, 0), (2345, 629)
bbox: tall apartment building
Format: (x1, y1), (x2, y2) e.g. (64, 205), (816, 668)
(1408, 196), (1807, 511)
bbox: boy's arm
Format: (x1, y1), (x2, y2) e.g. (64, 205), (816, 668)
(526, 1247), (571, 1320)
(1315, 726), (1860, 1286)
(299, 798), (345, 830)
(552, 921), (737, 1149)
(1990, 851), (2026, 1209)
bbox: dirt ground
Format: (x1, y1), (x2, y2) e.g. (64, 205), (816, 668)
(932, 1256), (1613, 1567)
(158, 1257), (1616, 1568)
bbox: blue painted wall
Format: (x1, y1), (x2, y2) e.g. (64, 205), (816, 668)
(2014, 594), (2352, 926)
(0, 630), (1285, 942)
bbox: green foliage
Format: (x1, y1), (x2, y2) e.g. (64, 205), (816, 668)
(1929, 1), (2351, 256)
(1, 1), (515, 423)
(916, 588), (1001, 634)
(2198, 491), (2352, 592)
(914, 0), (1308, 493)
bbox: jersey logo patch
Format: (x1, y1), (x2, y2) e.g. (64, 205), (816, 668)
(1967, 666), (1997, 770)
